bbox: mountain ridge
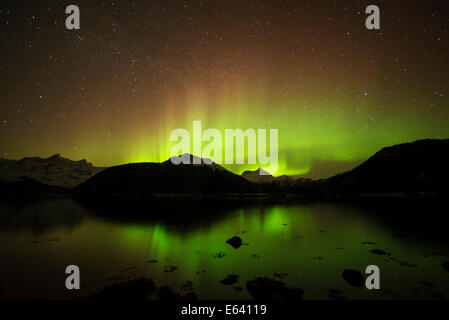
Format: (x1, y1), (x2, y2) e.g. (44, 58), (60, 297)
(73, 154), (255, 195)
(323, 138), (449, 193)
(1, 139), (449, 195)
(241, 168), (294, 184)
(0, 154), (105, 188)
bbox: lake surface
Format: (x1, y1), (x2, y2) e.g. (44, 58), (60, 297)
(0, 197), (448, 300)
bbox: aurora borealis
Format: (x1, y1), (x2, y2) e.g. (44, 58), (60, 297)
(0, 0), (448, 178)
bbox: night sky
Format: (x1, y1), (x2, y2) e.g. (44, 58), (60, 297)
(0, 0), (448, 178)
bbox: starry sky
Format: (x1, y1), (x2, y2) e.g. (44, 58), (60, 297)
(0, 0), (448, 178)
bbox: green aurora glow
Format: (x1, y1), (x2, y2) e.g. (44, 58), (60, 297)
(1, 1), (448, 178)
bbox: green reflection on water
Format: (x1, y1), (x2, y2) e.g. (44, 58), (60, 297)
(0, 199), (448, 300)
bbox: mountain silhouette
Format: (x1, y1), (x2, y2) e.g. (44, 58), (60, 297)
(323, 139), (449, 193)
(0, 154), (104, 188)
(241, 168), (294, 183)
(73, 154), (255, 195)
(241, 168), (276, 183)
(1, 139), (449, 196)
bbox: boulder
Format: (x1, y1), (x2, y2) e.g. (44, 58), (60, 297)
(226, 236), (243, 249)
(342, 269), (364, 287)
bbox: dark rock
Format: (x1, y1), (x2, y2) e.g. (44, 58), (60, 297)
(342, 269), (364, 287)
(369, 249), (390, 255)
(420, 281), (434, 287)
(273, 272), (288, 279)
(399, 261), (417, 267)
(246, 277), (285, 300)
(360, 241), (376, 245)
(442, 261), (449, 272)
(146, 259), (158, 263)
(219, 274), (239, 285)
(212, 251), (227, 258)
(226, 236), (243, 249)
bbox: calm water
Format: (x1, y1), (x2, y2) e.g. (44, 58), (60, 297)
(0, 197), (448, 300)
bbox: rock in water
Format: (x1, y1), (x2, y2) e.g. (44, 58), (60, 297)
(219, 274), (239, 285)
(342, 269), (364, 287)
(246, 277), (285, 300)
(369, 249), (390, 255)
(443, 261), (449, 272)
(212, 251), (227, 258)
(420, 281), (435, 287)
(226, 236), (242, 249)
